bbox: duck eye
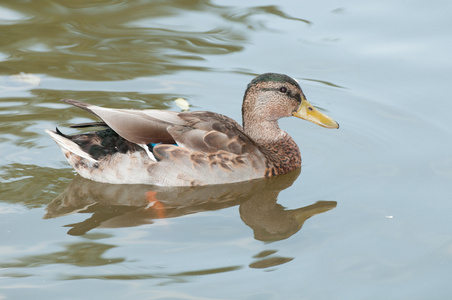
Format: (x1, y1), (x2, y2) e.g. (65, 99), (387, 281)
(279, 87), (287, 93)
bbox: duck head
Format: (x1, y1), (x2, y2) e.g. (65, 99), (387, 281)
(242, 73), (339, 141)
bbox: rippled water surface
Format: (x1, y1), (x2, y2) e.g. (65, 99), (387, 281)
(1, 1), (452, 299)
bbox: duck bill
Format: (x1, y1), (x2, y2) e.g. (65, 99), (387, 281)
(293, 100), (339, 129)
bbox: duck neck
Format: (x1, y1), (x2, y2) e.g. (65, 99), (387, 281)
(243, 120), (302, 177)
(243, 119), (283, 144)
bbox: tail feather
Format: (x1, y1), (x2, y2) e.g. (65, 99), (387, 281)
(55, 127), (71, 138)
(45, 129), (98, 162)
(69, 121), (108, 128)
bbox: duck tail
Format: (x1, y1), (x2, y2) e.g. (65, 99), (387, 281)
(45, 129), (98, 162)
(55, 127), (71, 138)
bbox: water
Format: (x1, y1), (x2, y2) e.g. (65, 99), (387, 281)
(1, 0), (452, 299)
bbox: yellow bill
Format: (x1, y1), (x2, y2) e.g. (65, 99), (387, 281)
(293, 99), (339, 129)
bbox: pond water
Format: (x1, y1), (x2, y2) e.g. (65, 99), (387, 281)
(1, 0), (451, 299)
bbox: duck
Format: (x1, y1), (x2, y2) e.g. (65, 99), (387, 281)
(46, 73), (339, 186)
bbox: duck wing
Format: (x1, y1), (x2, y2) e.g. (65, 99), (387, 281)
(62, 99), (181, 144)
(167, 111), (255, 155)
(63, 99), (257, 156)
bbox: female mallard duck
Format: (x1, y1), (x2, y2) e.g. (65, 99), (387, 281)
(46, 73), (338, 186)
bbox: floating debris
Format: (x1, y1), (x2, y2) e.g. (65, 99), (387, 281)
(9, 72), (41, 87)
(174, 97), (189, 111)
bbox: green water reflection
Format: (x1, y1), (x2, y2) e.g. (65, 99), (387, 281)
(0, 0), (309, 80)
(0, 163), (72, 207)
(0, 242), (124, 268)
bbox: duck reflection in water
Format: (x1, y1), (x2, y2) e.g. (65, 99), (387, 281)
(45, 169), (336, 240)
